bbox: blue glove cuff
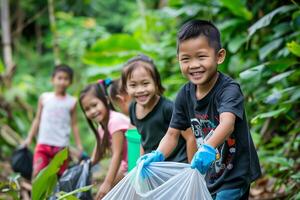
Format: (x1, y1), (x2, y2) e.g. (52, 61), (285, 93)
(203, 144), (216, 156)
(153, 150), (165, 162)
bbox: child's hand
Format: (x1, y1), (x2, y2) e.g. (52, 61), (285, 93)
(96, 181), (112, 199)
(136, 150), (165, 166)
(191, 144), (216, 174)
(21, 138), (31, 148)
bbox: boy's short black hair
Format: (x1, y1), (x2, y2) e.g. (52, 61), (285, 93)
(52, 64), (74, 82)
(177, 19), (221, 53)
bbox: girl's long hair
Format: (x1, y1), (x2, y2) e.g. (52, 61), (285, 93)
(79, 81), (115, 162)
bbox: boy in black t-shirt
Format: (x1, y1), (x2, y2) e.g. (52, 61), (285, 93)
(138, 20), (261, 199)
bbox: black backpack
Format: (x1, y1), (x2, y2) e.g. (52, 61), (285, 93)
(11, 147), (33, 180)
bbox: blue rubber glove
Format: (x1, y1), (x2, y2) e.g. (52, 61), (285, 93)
(136, 150), (165, 166)
(191, 144), (216, 174)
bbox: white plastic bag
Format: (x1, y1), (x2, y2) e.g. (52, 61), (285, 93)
(103, 161), (212, 200)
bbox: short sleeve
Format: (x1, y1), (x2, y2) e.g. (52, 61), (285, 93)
(217, 83), (244, 120)
(170, 86), (190, 130)
(108, 113), (130, 135)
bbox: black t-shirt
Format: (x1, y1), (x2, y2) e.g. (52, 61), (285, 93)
(130, 96), (187, 163)
(170, 72), (261, 194)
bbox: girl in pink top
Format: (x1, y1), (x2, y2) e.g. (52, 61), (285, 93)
(79, 81), (130, 200)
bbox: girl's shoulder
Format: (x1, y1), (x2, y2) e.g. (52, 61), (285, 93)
(160, 96), (174, 109)
(109, 111), (130, 124)
(108, 111), (130, 134)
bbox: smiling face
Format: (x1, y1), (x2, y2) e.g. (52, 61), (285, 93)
(81, 92), (108, 124)
(126, 65), (158, 107)
(178, 36), (225, 88)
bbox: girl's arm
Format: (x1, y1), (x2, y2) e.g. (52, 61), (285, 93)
(24, 97), (43, 146)
(206, 112), (236, 148)
(71, 103), (83, 151)
(96, 130), (124, 199)
(140, 145), (145, 156)
(181, 128), (197, 163)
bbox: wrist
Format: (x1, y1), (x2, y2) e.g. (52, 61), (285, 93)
(155, 150), (165, 161)
(103, 179), (113, 186)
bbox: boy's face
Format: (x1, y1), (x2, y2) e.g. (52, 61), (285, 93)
(178, 36), (225, 87)
(52, 71), (71, 94)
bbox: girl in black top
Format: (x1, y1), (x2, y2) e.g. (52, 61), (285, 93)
(121, 54), (197, 162)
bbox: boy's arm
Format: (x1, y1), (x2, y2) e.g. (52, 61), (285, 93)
(206, 112), (236, 148)
(181, 128), (197, 163)
(157, 127), (181, 158)
(24, 97), (43, 147)
(71, 103), (83, 151)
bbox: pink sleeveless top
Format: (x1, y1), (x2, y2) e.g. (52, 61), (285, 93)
(98, 111), (130, 172)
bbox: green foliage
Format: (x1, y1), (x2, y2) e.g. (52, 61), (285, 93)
(55, 185), (93, 200)
(1, 0), (300, 198)
(32, 148), (68, 200)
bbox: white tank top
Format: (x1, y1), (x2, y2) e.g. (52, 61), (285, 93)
(37, 92), (76, 147)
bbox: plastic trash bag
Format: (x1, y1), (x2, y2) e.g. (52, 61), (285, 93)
(50, 160), (92, 200)
(10, 146), (33, 180)
(103, 161), (212, 200)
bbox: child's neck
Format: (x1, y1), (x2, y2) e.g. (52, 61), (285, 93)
(195, 72), (219, 100)
(136, 95), (160, 119)
(54, 90), (67, 97)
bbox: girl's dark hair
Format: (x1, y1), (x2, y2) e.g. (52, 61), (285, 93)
(79, 80), (115, 160)
(109, 79), (124, 102)
(120, 54), (165, 95)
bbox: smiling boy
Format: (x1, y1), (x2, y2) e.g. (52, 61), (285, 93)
(138, 20), (261, 199)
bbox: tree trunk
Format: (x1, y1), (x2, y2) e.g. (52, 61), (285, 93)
(1, 0), (14, 73)
(1, 0), (15, 87)
(48, 0), (60, 65)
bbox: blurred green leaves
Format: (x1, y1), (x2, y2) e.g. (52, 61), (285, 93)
(32, 148), (68, 200)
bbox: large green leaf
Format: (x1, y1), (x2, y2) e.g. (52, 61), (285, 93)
(287, 41), (300, 57)
(259, 38), (283, 60)
(267, 70), (295, 84)
(82, 34), (142, 66)
(228, 35), (247, 53)
(32, 148), (68, 200)
(239, 64), (265, 80)
(267, 58), (298, 73)
(248, 5), (297, 38)
(219, 0), (252, 20)
(251, 108), (287, 123)
(82, 51), (140, 66)
(90, 34), (141, 52)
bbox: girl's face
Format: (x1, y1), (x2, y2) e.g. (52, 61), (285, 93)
(126, 66), (157, 107)
(81, 93), (108, 124)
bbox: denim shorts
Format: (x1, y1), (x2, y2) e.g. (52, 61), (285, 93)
(213, 185), (250, 200)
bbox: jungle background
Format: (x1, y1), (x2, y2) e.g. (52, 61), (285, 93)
(0, 0), (299, 199)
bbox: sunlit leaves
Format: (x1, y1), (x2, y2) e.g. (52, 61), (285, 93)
(287, 41), (300, 57)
